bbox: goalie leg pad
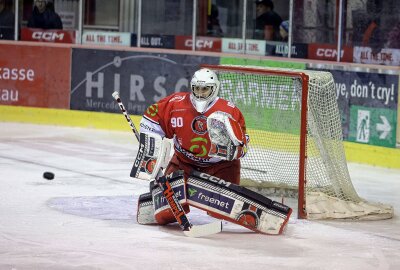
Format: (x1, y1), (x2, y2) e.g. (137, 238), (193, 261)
(151, 171), (190, 225)
(165, 155), (240, 185)
(186, 171), (292, 235)
(137, 192), (157, 225)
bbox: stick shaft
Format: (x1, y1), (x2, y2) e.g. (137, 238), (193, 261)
(112, 92), (140, 141)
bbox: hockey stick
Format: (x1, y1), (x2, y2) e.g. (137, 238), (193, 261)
(112, 91), (222, 237)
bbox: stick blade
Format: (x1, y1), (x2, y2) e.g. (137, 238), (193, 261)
(183, 221), (222, 238)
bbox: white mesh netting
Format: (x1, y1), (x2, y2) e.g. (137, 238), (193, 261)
(210, 65), (393, 220)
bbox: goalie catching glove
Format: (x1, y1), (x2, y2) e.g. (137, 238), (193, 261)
(207, 111), (248, 161)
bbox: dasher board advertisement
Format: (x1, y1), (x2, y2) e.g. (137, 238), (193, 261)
(21, 27), (76, 44)
(265, 42), (308, 58)
(70, 48), (219, 115)
(221, 38), (266, 56)
(82, 31), (131, 46)
(175, 36), (222, 52)
(308, 43), (353, 62)
(325, 69), (398, 148)
(131, 34), (175, 49)
(0, 44), (71, 109)
(353, 46), (400, 66)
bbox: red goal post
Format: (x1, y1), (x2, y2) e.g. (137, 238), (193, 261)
(202, 64), (393, 220)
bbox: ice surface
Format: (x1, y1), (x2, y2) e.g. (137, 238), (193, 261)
(0, 122), (399, 270)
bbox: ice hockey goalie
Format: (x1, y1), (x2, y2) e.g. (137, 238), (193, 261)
(134, 68), (292, 234)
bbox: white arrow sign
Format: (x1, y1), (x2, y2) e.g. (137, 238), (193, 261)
(376, 115), (391, 139)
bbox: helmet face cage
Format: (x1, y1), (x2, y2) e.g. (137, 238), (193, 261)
(190, 69), (220, 113)
(192, 85), (214, 99)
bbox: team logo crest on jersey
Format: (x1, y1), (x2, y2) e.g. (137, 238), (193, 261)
(146, 104), (158, 117)
(191, 115), (208, 135)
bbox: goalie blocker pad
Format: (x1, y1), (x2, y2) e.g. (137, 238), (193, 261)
(187, 171), (292, 235)
(130, 132), (171, 180)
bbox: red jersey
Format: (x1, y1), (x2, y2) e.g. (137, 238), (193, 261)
(140, 92), (248, 166)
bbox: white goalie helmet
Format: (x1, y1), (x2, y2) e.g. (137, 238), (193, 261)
(190, 68), (220, 113)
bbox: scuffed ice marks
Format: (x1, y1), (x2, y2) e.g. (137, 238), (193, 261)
(48, 195), (136, 222)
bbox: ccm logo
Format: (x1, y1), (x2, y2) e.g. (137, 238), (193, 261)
(198, 172), (231, 187)
(134, 143), (145, 167)
(316, 48), (344, 58)
(184, 39), (213, 48)
(32, 32), (65, 41)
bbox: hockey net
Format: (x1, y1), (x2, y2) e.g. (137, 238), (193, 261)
(203, 64), (393, 220)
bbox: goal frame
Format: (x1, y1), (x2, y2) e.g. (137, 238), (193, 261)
(202, 64), (311, 218)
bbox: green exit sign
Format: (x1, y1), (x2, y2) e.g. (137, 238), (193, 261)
(348, 105), (397, 148)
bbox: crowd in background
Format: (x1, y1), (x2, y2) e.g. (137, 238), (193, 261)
(1, 0), (399, 62)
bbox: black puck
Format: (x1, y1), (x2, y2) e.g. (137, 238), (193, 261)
(43, 172), (55, 180)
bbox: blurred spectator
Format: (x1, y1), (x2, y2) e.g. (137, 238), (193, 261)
(385, 22), (400, 49)
(207, 4), (223, 37)
(361, 1), (383, 53)
(279, 20), (289, 42)
(27, 0), (63, 30)
(0, 0), (14, 40)
(254, 0), (282, 41)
